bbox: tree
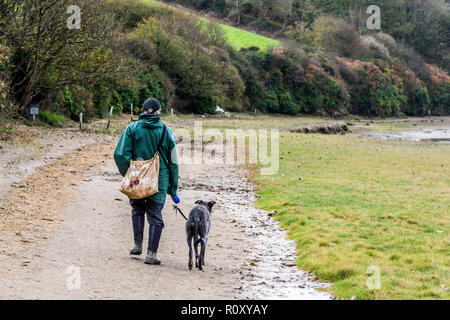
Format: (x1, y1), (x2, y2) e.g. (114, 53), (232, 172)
(274, 0), (294, 30)
(226, 0), (242, 24)
(0, 0), (121, 114)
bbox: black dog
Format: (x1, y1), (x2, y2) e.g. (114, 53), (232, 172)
(186, 200), (216, 271)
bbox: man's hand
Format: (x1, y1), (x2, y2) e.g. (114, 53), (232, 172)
(171, 195), (180, 204)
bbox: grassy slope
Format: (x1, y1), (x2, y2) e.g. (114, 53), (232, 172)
(143, 0), (280, 51)
(219, 24), (280, 51)
(139, 1), (450, 299)
(252, 133), (449, 300)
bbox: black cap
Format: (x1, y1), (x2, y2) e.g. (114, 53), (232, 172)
(142, 98), (161, 113)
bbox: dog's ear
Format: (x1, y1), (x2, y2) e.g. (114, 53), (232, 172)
(207, 201), (216, 209)
(195, 200), (203, 205)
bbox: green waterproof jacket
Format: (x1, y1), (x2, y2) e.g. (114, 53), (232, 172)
(114, 114), (179, 204)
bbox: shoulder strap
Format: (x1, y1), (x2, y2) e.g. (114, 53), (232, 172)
(157, 124), (167, 152)
(156, 124), (169, 168)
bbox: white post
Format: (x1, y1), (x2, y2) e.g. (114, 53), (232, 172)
(107, 106), (113, 129)
(79, 112), (83, 130)
(171, 108), (174, 116)
(131, 103), (133, 122)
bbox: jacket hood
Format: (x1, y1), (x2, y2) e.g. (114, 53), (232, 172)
(139, 114), (163, 128)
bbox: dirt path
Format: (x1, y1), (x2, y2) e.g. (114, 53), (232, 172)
(0, 128), (333, 300)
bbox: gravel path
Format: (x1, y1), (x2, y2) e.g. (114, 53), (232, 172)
(0, 128), (333, 300)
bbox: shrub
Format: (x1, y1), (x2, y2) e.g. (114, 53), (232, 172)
(56, 86), (97, 120)
(279, 91), (299, 114)
(263, 90), (280, 113)
(414, 86), (431, 115)
(106, 0), (173, 29)
(360, 36), (390, 59)
(192, 95), (218, 114)
(38, 111), (67, 127)
(111, 90), (124, 114)
(308, 16), (366, 58)
(60, 86), (77, 120)
(431, 82), (450, 115)
(92, 84), (112, 118)
(0, 45), (13, 116)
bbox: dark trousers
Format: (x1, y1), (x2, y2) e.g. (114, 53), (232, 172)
(130, 198), (165, 253)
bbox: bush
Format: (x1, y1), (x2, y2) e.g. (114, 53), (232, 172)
(93, 84), (114, 118)
(38, 111), (67, 127)
(299, 74), (348, 115)
(431, 82), (450, 115)
(0, 45), (13, 116)
(192, 95), (218, 114)
(308, 16), (366, 58)
(106, 0), (173, 29)
(279, 91), (299, 114)
(414, 86), (431, 115)
(262, 91), (280, 113)
(56, 86), (96, 120)
(60, 86), (77, 120)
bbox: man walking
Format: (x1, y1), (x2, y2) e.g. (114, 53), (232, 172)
(114, 98), (180, 265)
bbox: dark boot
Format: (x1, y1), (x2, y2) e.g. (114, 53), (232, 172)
(144, 251), (161, 265)
(130, 242), (142, 255)
(145, 225), (163, 265)
(131, 200), (145, 255)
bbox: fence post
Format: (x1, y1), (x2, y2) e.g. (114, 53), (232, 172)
(79, 112), (83, 130)
(131, 103), (133, 122)
(107, 106), (113, 129)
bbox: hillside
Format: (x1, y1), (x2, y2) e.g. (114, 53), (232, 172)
(162, 0), (450, 72)
(144, 0), (281, 50)
(0, 0), (449, 126)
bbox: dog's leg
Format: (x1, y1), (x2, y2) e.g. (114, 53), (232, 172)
(199, 239), (206, 271)
(187, 233), (193, 271)
(193, 234), (200, 269)
(203, 235), (209, 266)
(186, 223), (194, 271)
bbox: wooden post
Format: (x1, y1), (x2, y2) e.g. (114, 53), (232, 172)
(131, 103), (133, 122)
(79, 112), (83, 130)
(107, 107), (114, 129)
(171, 108), (174, 116)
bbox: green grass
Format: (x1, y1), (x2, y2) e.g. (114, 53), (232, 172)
(143, 0), (280, 51)
(219, 24), (280, 51)
(251, 133), (450, 299)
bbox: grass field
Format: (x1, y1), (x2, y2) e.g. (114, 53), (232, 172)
(143, 0), (281, 51)
(187, 116), (450, 299)
(219, 24), (281, 51)
(251, 133), (449, 299)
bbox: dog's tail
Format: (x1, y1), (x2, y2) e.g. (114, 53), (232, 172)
(194, 238), (206, 247)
